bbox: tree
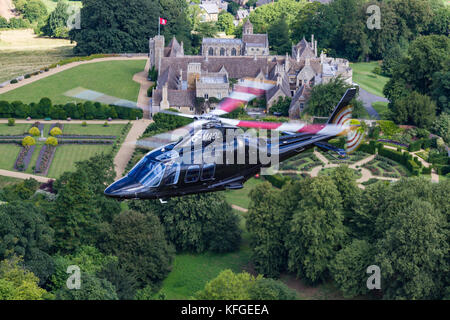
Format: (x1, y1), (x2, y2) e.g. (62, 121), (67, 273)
(100, 210), (175, 289)
(431, 71), (450, 114)
(70, 0), (159, 54)
(330, 239), (374, 298)
(432, 113), (450, 143)
(22, 0), (47, 23)
(49, 245), (117, 292)
(248, 278), (297, 300)
(247, 182), (293, 277)
(286, 176), (345, 283)
(129, 193), (241, 253)
(194, 21), (219, 39)
(29, 126), (40, 136)
(267, 16), (291, 55)
(195, 269), (261, 300)
(22, 136), (36, 147)
(55, 272), (118, 300)
(306, 78), (361, 117)
(42, 0), (69, 38)
(375, 199), (447, 299)
(217, 12), (235, 35)
(0, 202), (54, 285)
(0, 256), (51, 300)
(45, 137), (58, 146)
(391, 91), (436, 128)
(97, 260), (139, 300)
(330, 166), (361, 213)
(269, 97), (291, 116)
(227, 1), (239, 16)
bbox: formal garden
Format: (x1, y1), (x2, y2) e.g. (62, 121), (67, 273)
(0, 120), (131, 178)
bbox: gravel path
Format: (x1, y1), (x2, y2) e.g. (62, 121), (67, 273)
(358, 87), (389, 120)
(0, 0), (16, 20)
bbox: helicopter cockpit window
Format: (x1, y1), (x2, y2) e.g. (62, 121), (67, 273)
(165, 162), (181, 185)
(137, 160), (166, 187)
(201, 163), (215, 181)
(185, 165), (200, 183)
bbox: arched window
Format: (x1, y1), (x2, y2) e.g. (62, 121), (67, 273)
(208, 47), (214, 56)
(231, 48), (237, 56)
(220, 48), (225, 56)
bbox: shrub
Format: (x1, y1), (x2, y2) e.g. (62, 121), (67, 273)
(24, 74), (31, 79)
(378, 120), (401, 137)
(408, 139), (422, 152)
(28, 127), (40, 136)
(22, 136), (36, 147)
(82, 121), (87, 127)
(10, 79), (18, 84)
(45, 137), (58, 146)
(103, 121), (109, 127)
(50, 127), (62, 136)
(7, 118), (15, 126)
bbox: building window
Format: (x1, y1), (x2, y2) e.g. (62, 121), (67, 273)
(300, 103), (304, 110)
(204, 93), (209, 99)
(208, 47), (214, 56)
(185, 165), (200, 183)
(217, 93), (221, 99)
(189, 107), (194, 111)
(231, 48), (236, 56)
(220, 48), (225, 56)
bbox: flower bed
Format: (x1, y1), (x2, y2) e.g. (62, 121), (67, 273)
(14, 145), (35, 171)
(377, 139), (409, 148)
(58, 140), (114, 145)
(48, 123), (64, 135)
(35, 145), (57, 175)
(0, 135), (27, 139)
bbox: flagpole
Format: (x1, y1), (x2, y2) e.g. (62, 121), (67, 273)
(158, 17), (160, 36)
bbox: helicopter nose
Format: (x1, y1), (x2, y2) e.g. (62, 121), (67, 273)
(104, 176), (143, 199)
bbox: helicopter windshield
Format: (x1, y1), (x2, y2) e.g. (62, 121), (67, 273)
(128, 158), (166, 188)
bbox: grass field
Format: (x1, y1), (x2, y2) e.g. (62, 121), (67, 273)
(0, 175), (22, 189)
(0, 123), (30, 135)
(47, 144), (113, 178)
(0, 29), (75, 83)
(372, 101), (389, 119)
(350, 62), (390, 97)
(62, 124), (127, 136)
(0, 60), (146, 104)
(223, 178), (264, 209)
(0, 144), (20, 170)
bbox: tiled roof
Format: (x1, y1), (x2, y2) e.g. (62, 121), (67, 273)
(243, 34), (268, 47)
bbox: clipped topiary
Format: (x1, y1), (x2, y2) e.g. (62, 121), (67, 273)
(45, 137), (58, 146)
(82, 121), (87, 127)
(29, 127), (40, 136)
(50, 127), (63, 136)
(22, 136), (36, 147)
(8, 118), (15, 126)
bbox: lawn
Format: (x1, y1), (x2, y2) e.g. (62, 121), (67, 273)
(0, 60), (146, 104)
(47, 144), (113, 178)
(223, 177), (264, 209)
(0, 29), (75, 83)
(62, 124), (127, 136)
(372, 101), (389, 119)
(0, 176), (22, 189)
(0, 123), (30, 135)
(42, 0), (82, 11)
(0, 144), (20, 170)
(350, 62), (390, 97)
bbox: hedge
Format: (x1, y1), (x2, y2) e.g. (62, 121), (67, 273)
(359, 140), (377, 154)
(0, 98), (143, 120)
(408, 139), (422, 152)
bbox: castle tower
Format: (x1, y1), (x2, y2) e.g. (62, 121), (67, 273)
(149, 35), (165, 72)
(243, 19), (253, 35)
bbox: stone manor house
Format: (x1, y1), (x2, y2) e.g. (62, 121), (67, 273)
(149, 20), (352, 118)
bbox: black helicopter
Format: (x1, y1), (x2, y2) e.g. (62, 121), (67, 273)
(103, 79), (363, 201)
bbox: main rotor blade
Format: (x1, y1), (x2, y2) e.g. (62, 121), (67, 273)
(220, 117), (355, 136)
(64, 87), (139, 109)
(159, 110), (197, 119)
(209, 78), (276, 116)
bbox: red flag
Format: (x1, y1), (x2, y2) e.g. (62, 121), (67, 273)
(159, 17), (167, 25)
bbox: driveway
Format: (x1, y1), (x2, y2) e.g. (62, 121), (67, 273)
(358, 87), (389, 120)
